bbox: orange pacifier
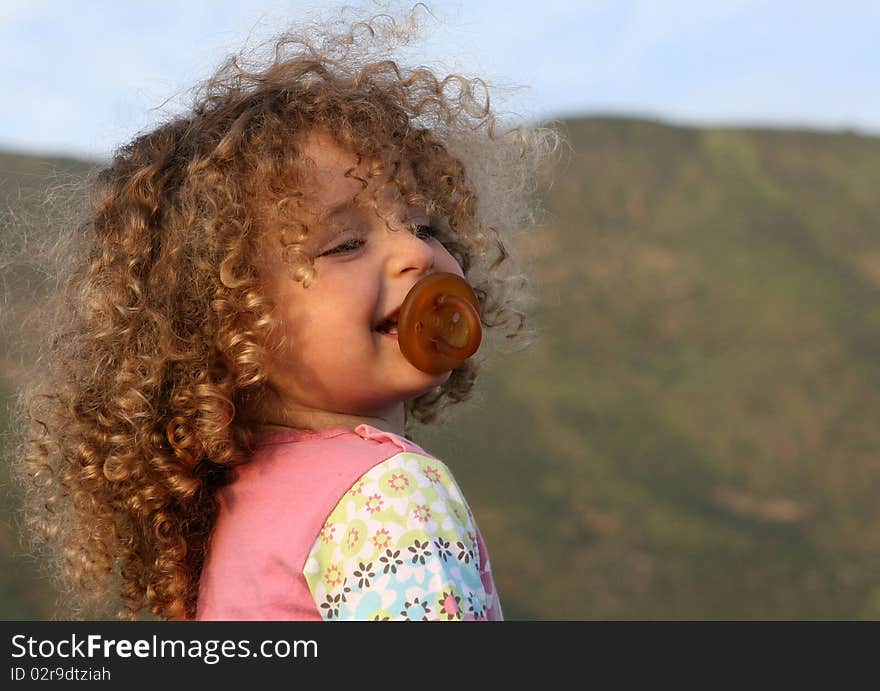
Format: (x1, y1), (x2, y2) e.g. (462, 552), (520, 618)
(397, 272), (483, 375)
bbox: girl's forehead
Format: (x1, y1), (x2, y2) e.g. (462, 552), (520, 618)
(299, 132), (362, 203)
(297, 131), (416, 221)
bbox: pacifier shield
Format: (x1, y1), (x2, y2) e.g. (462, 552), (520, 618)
(397, 272), (482, 374)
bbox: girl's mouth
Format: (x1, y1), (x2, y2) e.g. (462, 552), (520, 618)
(375, 318), (399, 337)
(375, 305), (401, 339)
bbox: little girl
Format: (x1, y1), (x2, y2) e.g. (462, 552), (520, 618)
(9, 9), (555, 621)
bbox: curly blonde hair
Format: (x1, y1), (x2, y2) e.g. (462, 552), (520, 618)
(4, 7), (558, 620)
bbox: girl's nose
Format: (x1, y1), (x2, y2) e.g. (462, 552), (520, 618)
(385, 225), (435, 275)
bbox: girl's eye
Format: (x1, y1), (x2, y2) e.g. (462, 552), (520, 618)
(320, 238), (365, 256)
(411, 224), (436, 241)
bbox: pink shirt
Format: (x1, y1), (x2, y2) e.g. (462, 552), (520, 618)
(197, 423), (502, 620)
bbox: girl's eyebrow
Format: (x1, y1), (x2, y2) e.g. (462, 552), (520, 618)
(314, 194), (423, 230)
(322, 198), (356, 219)
(308, 200), (366, 249)
(314, 197), (366, 226)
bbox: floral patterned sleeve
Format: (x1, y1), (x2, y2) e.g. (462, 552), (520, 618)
(304, 452), (502, 621)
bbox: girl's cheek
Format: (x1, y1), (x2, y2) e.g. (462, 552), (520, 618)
(437, 247), (465, 277)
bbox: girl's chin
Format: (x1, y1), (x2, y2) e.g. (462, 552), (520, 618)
(411, 362), (453, 382)
(397, 367), (452, 397)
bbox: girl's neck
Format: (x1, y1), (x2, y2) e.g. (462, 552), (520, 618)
(245, 406), (406, 437)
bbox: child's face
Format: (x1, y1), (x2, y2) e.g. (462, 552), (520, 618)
(255, 132), (466, 426)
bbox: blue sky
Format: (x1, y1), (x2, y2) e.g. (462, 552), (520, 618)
(1, 0), (878, 160)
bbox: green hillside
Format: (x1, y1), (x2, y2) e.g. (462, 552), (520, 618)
(3, 118), (880, 619)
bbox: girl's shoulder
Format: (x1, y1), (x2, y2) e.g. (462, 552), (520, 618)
(210, 424), (437, 550)
(233, 423), (434, 494)
(198, 424), (502, 620)
(303, 445), (503, 620)
(197, 425), (440, 619)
